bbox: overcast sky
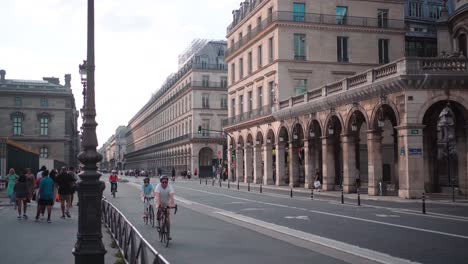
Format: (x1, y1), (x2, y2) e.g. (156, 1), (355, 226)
(0, 0), (239, 147)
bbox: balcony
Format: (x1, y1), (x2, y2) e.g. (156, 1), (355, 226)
(223, 104), (272, 127)
(191, 81), (228, 89)
(225, 11), (405, 58)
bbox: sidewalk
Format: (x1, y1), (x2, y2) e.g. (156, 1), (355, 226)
(192, 178), (468, 206)
(0, 191), (120, 264)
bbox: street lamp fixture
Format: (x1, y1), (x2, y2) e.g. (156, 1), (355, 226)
(351, 113), (358, 132)
(328, 123), (334, 135)
(377, 110), (385, 129)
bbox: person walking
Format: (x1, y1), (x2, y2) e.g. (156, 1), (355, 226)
(14, 174), (28, 219)
(25, 168), (35, 203)
(6, 168), (18, 207)
(36, 166), (46, 181)
(68, 166), (78, 206)
(35, 170), (54, 223)
(314, 169), (322, 192)
(55, 167), (75, 219)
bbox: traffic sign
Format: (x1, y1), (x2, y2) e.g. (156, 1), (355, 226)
(217, 150), (222, 158)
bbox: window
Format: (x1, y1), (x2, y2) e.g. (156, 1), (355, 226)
(294, 34), (306, 60)
(231, 63), (236, 83)
(379, 39), (389, 64)
(257, 86), (263, 108)
(293, 3), (305, 22)
(202, 119), (210, 136)
(13, 116), (22, 135)
(336, 6), (348, 25)
(337, 36), (349, 62)
(247, 25), (252, 36)
(294, 79), (307, 95)
(40, 116), (49, 136)
(221, 95), (228, 109)
(257, 16), (262, 26)
(202, 75), (209, 87)
(268, 7), (273, 22)
(268, 37), (274, 62)
(40, 97), (48, 107)
(248, 91), (253, 112)
(231, 98), (236, 116)
(238, 32), (243, 45)
(14, 96), (22, 106)
(239, 58), (244, 79)
(40, 147), (48, 158)
(202, 93), (210, 108)
(377, 9), (388, 28)
(258, 45), (263, 68)
(230, 39), (234, 48)
(408, 2), (422, 18)
(239, 95), (244, 114)
(269, 81), (275, 106)
(248, 52), (253, 74)
(429, 5), (442, 19)
(221, 77), (228, 88)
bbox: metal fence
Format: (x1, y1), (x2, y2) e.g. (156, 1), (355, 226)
(101, 198), (170, 264)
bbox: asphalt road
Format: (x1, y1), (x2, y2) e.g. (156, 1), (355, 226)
(106, 176), (468, 264)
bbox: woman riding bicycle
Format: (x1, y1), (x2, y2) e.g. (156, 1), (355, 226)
(140, 177), (155, 221)
(155, 175), (175, 239)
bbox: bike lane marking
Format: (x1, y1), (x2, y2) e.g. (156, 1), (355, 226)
(175, 185), (468, 240)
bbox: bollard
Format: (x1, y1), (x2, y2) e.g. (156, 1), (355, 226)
(219, 179), (222, 187)
(357, 188), (361, 206)
(205, 178), (207, 185)
(341, 188), (344, 204)
(422, 192), (426, 214)
(260, 184), (262, 193)
(311, 189), (314, 200)
(248, 181), (250, 192)
(200, 177), (201, 184)
(290, 188), (293, 198)
(212, 179), (214, 186)
(237, 181), (239, 190)
(228, 179), (230, 189)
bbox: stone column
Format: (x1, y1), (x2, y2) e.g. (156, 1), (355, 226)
(322, 136), (335, 191)
(457, 127), (468, 195)
(253, 144), (263, 184)
(397, 125), (425, 198)
(367, 131), (383, 196)
(263, 144), (274, 185)
(276, 143), (286, 186)
(244, 144), (253, 183)
(304, 140), (313, 189)
(289, 141), (300, 187)
(227, 146), (233, 180)
(236, 146), (244, 182)
(342, 134), (357, 193)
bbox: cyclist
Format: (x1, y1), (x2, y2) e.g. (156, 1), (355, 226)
(109, 170), (119, 194)
(155, 175), (175, 239)
(140, 177), (155, 220)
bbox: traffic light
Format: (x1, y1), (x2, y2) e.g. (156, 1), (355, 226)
(197, 125), (202, 134)
(231, 149), (236, 158)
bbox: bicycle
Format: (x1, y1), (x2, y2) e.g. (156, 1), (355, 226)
(110, 182), (117, 198)
(143, 197), (155, 227)
(158, 205), (178, 247)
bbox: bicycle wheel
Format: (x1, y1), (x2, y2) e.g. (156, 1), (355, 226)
(144, 205), (148, 225)
(159, 217), (165, 243)
(165, 222), (171, 247)
(149, 206), (155, 227)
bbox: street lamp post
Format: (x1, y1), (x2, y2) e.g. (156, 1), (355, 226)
(73, 0), (106, 263)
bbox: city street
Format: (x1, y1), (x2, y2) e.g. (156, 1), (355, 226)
(106, 176), (468, 264)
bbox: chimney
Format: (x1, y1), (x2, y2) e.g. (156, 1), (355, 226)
(64, 74), (71, 88)
(0, 69), (5, 81)
(43, 77), (60, 85)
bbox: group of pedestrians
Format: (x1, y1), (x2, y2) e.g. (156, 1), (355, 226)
(4, 166), (78, 223)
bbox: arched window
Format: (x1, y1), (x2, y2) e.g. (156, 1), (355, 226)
(40, 146), (48, 158)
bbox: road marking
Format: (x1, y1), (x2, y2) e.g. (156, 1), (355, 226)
(177, 185), (468, 240)
(228, 201), (245, 204)
(240, 208), (265, 211)
(216, 211), (419, 264)
(375, 214), (400, 218)
(285, 215), (310, 220)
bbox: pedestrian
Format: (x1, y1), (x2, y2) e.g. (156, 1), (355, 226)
(25, 168), (35, 203)
(68, 166), (78, 206)
(355, 168), (361, 189)
(314, 169), (322, 192)
(36, 165), (46, 181)
(49, 169), (58, 205)
(35, 170), (54, 223)
(6, 168), (18, 207)
(55, 167), (75, 219)
(34, 174), (45, 220)
(187, 169), (191, 180)
(14, 174), (28, 219)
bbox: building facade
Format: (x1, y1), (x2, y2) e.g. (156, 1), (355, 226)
(98, 126), (127, 171)
(125, 40), (228, 177)
(224, 0), (468, 198)
(0, 69), (79, 167)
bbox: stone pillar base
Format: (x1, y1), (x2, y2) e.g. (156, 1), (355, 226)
(304, 183), (312, 189)
(265, 179), (274, 185)
(368, 187), (379, 196)
(399, 189), (424, 199)
(276, 182), (287, 186)
(343, 185), (356, 193)
(323, 184), (334, 191)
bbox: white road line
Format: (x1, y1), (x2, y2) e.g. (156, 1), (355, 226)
(177, 185), (468, 240)
(390, 210), (468, 222)
(216, 211), (419, 264)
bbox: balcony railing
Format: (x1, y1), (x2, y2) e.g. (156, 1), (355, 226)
(223, 104), (272, 127)
(191, 81), (228, 89)
(226, 11), (405, 57)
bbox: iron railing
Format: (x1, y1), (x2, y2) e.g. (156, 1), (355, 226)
(224, 104), (273, 126)
(102, 198), (170, 264)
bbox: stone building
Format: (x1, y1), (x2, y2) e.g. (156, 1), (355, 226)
(125, 40), (228, 177)
(224, 0), (468, 198)
(98, 126), (127, 171)
(0, 69), (79, 167)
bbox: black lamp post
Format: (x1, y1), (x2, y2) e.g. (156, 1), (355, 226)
(73, 0), (106, 263)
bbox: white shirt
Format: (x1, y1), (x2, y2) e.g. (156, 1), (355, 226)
(36, 171), (43, 181)
(155, 183), (174, 204)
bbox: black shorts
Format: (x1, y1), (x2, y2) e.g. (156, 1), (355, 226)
(39, 199), (54, 206)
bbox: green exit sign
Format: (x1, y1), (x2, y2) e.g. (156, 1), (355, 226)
(411, 129), (419, 135)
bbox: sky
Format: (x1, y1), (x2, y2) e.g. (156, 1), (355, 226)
(0, 0), (239, 147)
